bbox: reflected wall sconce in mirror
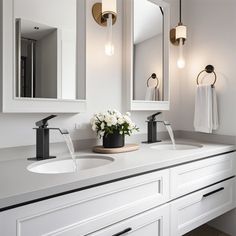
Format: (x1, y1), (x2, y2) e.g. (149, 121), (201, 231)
(170, 0), (187, 69)
(92, 0), (117, 56)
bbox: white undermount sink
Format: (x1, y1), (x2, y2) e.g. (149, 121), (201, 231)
(151, 143), (203, 151)
(27, 155), (114, 174)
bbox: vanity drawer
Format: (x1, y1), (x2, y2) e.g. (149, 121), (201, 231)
(86, 204), (170, 236)
(170, 152), (236, 199)
(0, 170), (169, 236)
(170, 178), (236, 236)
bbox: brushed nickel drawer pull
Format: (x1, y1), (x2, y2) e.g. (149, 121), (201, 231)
(112, 227), (132, 236)
(203, 187), (224, 198)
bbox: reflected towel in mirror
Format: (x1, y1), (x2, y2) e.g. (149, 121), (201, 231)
(145, 87), (160, 101)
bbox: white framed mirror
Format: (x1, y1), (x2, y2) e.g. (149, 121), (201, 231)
(123, 0), (170, 111)
(0, 0), (86, 113)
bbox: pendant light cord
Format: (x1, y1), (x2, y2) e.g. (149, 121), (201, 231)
(179, 0), (182, 24)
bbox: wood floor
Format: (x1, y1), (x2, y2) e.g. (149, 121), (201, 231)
(184, 225), (230, 236)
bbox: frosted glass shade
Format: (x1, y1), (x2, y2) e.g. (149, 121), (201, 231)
(176, 25), (187, 40)
(105, 14), (114, 56)
(177, 38), (185, 69)
(102, 0), (117, 16)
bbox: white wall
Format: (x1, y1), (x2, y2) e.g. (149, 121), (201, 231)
(178, 0), (236, 234)
(178, 0), (236, 136)
(0, 0), (180, 149)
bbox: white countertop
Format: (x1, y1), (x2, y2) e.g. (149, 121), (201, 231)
(0, 139), (235, 210)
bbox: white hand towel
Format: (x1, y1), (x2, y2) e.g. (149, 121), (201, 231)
(212, 88), (219, 130)
(194, 85), (219, 133)
(145, 87), (155, 101)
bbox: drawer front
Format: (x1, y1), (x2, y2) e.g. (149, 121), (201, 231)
(170, 152), (236, 199)
(170, 178), (236, 236)
(0, 170), (169, 236)
(87, 204), (170, 236)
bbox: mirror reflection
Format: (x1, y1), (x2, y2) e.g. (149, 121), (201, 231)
(133, 0), (164, 101)
(14, 0), (81, 100)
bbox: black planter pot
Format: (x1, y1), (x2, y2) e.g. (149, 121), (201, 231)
(103, 132), (125, 148)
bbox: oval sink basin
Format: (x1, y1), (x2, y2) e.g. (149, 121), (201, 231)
(151, 143), (203, 151)
(27, 155), (114, 174)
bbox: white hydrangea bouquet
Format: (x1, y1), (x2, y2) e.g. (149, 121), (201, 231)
(90, 110), (139, 148)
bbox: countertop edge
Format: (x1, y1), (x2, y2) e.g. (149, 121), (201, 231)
(0, 142), (235, 211)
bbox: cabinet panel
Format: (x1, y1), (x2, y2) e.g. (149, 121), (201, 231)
(170, 152), (236, 199)
(87, 204), (170, 236)
(0, 170), (169, 236)
(170, 178), (236, 236)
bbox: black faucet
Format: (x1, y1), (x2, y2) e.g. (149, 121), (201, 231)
(142, 112), (162, 143)
(144, 112), (172, 143)
(28, 115), (69, 161)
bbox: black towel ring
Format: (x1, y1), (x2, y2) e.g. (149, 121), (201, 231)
(196, 65), (217, 87)
(147, 73), (160, 89)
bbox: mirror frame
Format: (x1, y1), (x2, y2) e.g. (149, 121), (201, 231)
(0, 0), (86, 113)
(123, 0), (170, 111)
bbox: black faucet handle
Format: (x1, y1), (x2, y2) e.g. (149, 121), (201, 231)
(35, 115), (57, 128)
(147, 112), (162, 122)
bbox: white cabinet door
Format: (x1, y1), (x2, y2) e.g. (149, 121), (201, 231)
(170, 152), (236, 199)
(170, 178), (236, 236)
(87, 204), (170, 236)
(0, 170), (169, 236)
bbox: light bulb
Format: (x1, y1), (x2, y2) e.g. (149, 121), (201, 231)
(105, 14), (114, 56)
(177, 38), (185, 69)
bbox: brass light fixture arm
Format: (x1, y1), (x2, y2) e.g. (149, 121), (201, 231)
(92, 3), (117, 27)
